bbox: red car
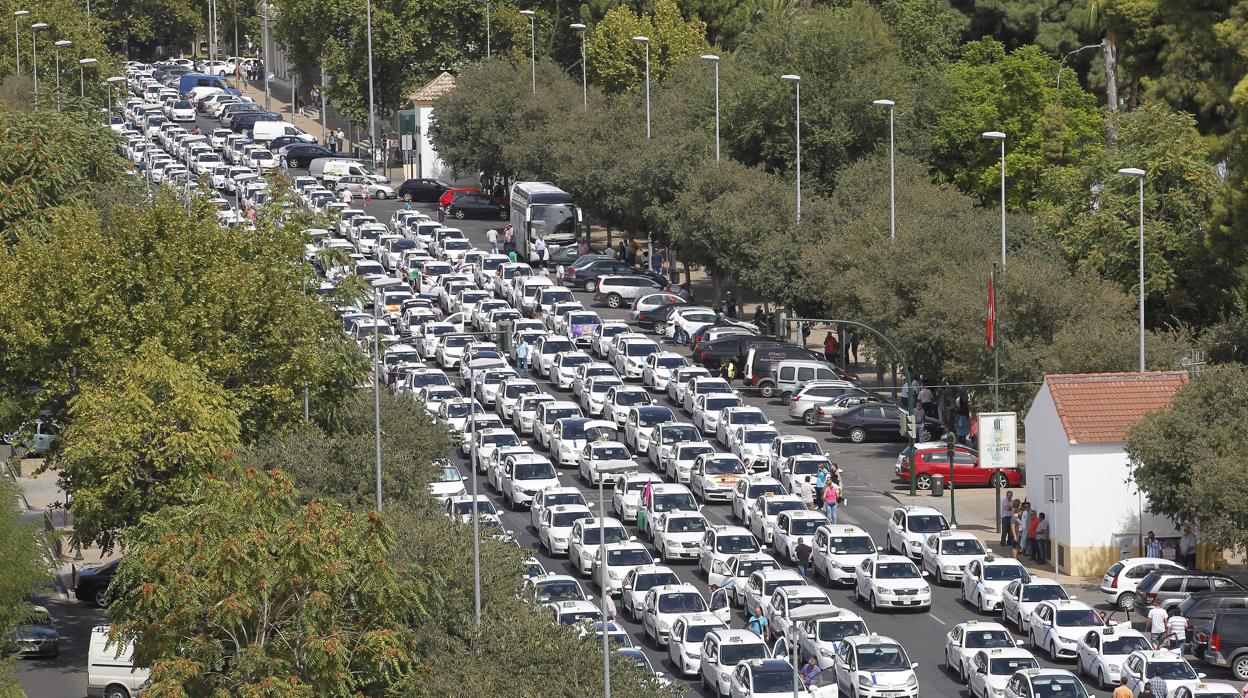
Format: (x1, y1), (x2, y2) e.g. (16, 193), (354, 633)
(895, 444), (1021, 490)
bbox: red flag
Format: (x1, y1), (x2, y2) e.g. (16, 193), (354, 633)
(986, 275), (996, 349)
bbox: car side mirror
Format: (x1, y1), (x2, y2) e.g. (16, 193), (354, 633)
(586, 594), (594, 601)
(1015, 639), (1024, 646)
(1069, 594), (1078, 600)
(1198, 673), (1207, 679)
(921, 571), (931, 578)
(587, 502), (596, 507)
(910, 663), (919, 669)
(977, 666), (987, 675)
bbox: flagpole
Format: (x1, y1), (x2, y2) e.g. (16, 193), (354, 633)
(992, 262), (999, 411)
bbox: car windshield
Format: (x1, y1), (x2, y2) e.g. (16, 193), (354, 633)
(547, 409), (581, 424)
(625, 480), (653, 493)
(438, 466), (460, 482)
(515, 462), (556, 480)
(559, 610), (600, 625)
(696, 380), (731, 394)
(584, 425), (619, 441)
(745, 430), (778, 444)
(789, 518), (823, 535)
(443, 240), (470, 251)
(568, 313), (598, 324)
(652, 493), (696, 513)
(1102, 636), (1150, 654)
(482, 434), (520, 447)
(552, 511), (591, 527)
(559, 355), (592, 368)
(592, 446), (630, 460)
(666, 516), (706, 533)
(791, 459), (824, 475)
(638, 410), (673, 426)
(443, 336), (472, 348)
(586, 367), (616, 379)
(684, 623), (721, 643)
(543, 492), (584, 508)
(1149, 661), (1197, 680)
(679, 446), (716, 461)
(733, 411), (768, 425)
(941, 539), (986, 555)
(1030, 676), (1088, 697)
(590, 381), (622, 395)
(656, 357), (686, 368)
(907, 515), (948, 533)
(782, 441), (822, 457)
(542, 339), (575, 353)
(445, 403), (476, 418)
(250, 150), (273, 159)
(751, 670), (795, 692)
(717, 535), (760, 554)
(1021, 585), (1069, 603)
(1055, 610), (1104, 627)
(818, 619), (869, 642)
(663, 426), (701, 444)
(828, 536), (876, 555)
(876, 562), (921, 579)
(765, 500), (805, 516)
(452, 500), (496, 516)
(536, 581), (584, 602)
(983, 565), (1028, 581)
(739, 559), (779, 577)
(582, 526), (627, 545)
(615, 392), (651, 406)
(719, 643), (767, 665)
(989, 657), (1038, 674)
(704, 459), (745, 475)
(747, 483), (785, 498)
(506, 384), (539, 398)
(626, 343), (658, 357)
(965, 630), (1015, 649)
(705, 397), (741, 411)
(635, 572), (681, 591)
(606, 549), (652, 567)
(856, 644), (910, 671)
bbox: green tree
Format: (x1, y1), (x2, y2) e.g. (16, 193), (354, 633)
(928, 38), (1105, 209)
(1126, 364), (1248, 554)
(58, 339), (241, 551)
(428, 58), (534, 180)
(0, 482), (51, 695)
(1039, 103), (1228, 327)
(584, 0), (706, 95)
(872, 0), (968, 70)
(108, 467), (419, 696)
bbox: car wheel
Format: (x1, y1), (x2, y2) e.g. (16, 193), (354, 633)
(989, 471), (1009, 488)
(454, 209), (465, 220)
(935, 567), (945, 585)
(759, 383), (776, 399)
(93, 588), (112, 608)
(848, 427), (867, 444)
(1116, 592), (1135, 612)
(1098, 668), (1108, 690)
(869, 592), (879, 612)
(497, 209), (507, 220)
(105, 684), (131, 698)
(780, 391), (793, 405)
(402, 192), (413, 202)
(1030, 630), (1038, 649)
(1049, 642), (1058, 661)
(606, 293), (623, 309)
(802, 409), (818, 426)
(915, 473), (933, 491)
(583, 279), (597, 293)
(1226, 655), (1248, 682)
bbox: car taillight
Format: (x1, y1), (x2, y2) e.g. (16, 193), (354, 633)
(751, 374), (760, 386)
(829, 418), (837, 427)
(566, 269), (576, 277)
(1212, 632), (1221, 653)
(1146, 592), (1157, 602)
(1111, 573), (1119, 589)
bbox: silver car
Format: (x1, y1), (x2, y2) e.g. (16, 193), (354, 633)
(788, 383), (868, 426)
(335, 175), (396, 199)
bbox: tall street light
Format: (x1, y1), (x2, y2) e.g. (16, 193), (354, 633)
(364, 0), (376, 168)
(105, 75), (126, 120)
(702, 54), (719, 163)
(53, 39), (70, 112)
(78, 58), (97, 100)
(570, 23), (586, 108)
(872, 99), (895, 240)
(633, 35), (650, 139)
(1118, 167), (1147, 372)
(982, 130), (1007, 269)
(595, 463), (638, 698)
(371, 288), (383, 512)
(30, 22), (46, 111)
(13, 11), (28, 76)
(260, 2), (271, 109)
(519, 10), (535, 93)
(467, 373), (482, 626)
(481, 0), (491, 58)
(781, 74), (801, 222)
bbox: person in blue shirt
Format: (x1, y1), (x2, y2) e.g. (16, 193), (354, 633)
(748, 606), (770, 642)
(801, 657), (822, 687)
(815, 463), (829, 505)
(516, 337), (530, 378)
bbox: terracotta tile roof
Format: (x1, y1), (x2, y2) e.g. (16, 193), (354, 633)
(407, 72), (456, 104)
(1044, 371), (1189, 445)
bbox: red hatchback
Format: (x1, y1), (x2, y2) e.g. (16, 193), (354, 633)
(895, 444), (1022, 490)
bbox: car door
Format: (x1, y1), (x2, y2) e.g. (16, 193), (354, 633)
(1077, 630), (1100, 673)
(964, 560), (981, 599)
(952, 451), (987, 485)
(699, 530), (715, 570)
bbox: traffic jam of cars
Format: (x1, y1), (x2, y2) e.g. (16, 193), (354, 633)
(60, 58), (1246, 698)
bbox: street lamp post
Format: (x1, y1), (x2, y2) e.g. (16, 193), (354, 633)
(105, 75), (126, 121)
(982, 131), (1007, 269)
(468, 374), (482, 626)
(1118, 167), (1147, 372)
(30, 22), (46, 110)
(872, 99), (895, 240)
(781, 74), (801, 222)
(78, 58), (97, 101)
(53, 39), (70, 112)
(570, 23), (586, 109)
(633, 36), (650, 139)
(364, 0), (376, 168)
(519, 10), (535, 93)
(595, 463), (638, 698)
(372, 288), (382, 512)
(482, 0), (491, 58)
(702, 54), (719, 163)
(261, 2), (271, 109)
(13, 11), (28, 76)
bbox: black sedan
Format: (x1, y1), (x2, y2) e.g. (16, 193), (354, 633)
(73, 558), (119, 608)
(636, 302), (682, 332)
(444, 191), (507, 220)
(281, 143), (337, 168)
(398, 178), (452, 203)
(829, 404), (945, 444)
(564, 258), (668, 293)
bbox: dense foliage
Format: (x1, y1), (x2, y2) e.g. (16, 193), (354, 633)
(0, 483), (51, 695)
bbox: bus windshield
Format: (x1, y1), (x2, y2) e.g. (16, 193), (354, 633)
(530, 203), (576, 238)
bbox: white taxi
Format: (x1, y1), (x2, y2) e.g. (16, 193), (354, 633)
(793, 604), (870, 670)
(853, 555), (932, 612)
(765, 584), (830, 638)
(706, 552), (780, 600)
(690, 453), (749, 503)
(1003, 668), (1088, 698)
(1000, 577), (1070, 630)
(591, 541), (655, 592)
(739, 568), (806, 615)
(732, 426), (781, 471)
(731, 475), (787, 524)
(920, 530), (988, 585)
(651, 510), (710, 562)
(568, 516), (630, 575)
(1120, 649), (1206, 698)
(700, 629), (770, 697)
(528, 573), (591, 605)
(812, 525), (881, 586)
(664, 440), (716, 485)
(576, 440), (638, 486)
(962, 555), (1031, 613)
(609, 472), (664, 521)
(770, 509), (830, 562)
(885, 505), (951, 559)
(831, 634), (920, 698)
(536, 504), (594, 556)
(619, 564), (681, 620)
(642, 582), (707, 646)
(747, 493), (808, 545)
(1027, 599), (1105, 661)
(498, 454), (560, 509)
(669, 613), (728, 677)
(728, 657), (800, 698)
(529, 485), (588, 529)
(967, 648), (1040, 698)
(1075, 624), (1152, 689)
(944, 620), (1020, 682)
(549, 599), (603, 626)
(697, 526), (763, 580)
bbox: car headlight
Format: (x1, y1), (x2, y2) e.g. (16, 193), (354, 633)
(858, 676), (873, 687)
(875, 587), (895, 596)
(920, 585), (931, 594)
(658, 620), (671, 632)
(906, 675), (918, 687)
(991, 687), (1005, 695)
(553, 536), (567, 544)
(943, 565), (960, 574)
(908, 540), (921, 548)
(1107, 664), (1120, 672)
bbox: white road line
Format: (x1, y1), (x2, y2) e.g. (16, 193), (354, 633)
(930, 614), (948, 625)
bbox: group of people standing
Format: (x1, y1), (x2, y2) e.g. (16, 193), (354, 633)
(999, 490), (1051, 565)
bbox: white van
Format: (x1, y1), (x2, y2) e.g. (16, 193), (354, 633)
(88, 625), (149, 698)
(251, 119), (316, 145)
(313, 158), (388, 186)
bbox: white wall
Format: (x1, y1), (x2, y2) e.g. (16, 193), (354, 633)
(1023, 384), (1069, 543)
(416, 106), (451, 181)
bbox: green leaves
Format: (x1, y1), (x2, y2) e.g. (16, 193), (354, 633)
(584, 0), (707, 95)
(0, 482), (52, 695)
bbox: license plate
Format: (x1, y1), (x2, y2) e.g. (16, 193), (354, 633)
(898, 600), (916, 605)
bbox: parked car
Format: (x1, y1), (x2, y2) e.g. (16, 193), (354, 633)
(1193, 609), (1248, 679)
(74, 559), (121, 608)
(8, 605), (58, 658)
(1100, 557), (1187, 612)
(896, 443), (1022, 490)
(281, 143), (337, 168)
(398, 178), (452, 202)
(335, 175), (396, 199)
(830, 403), (945, 444)
(444, 191), (507, 220)
(594, 275), (667, 309)
(1132, 570), (1244, 617)
(565, 258), (662, 293)
(1177, 593), (1248, 652)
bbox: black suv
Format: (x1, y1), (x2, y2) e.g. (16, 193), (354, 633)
(563, 258), (665, 292)
(1177, 592), (1248, 647)
(444, 191), (507, 220)
(1133, 570), (1244, 617)
(1194, 609), (1248, 680)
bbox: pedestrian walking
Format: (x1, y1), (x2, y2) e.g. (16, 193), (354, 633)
(1147, 667), (1167, 698)
(516, 336), (531, 378)
(748, 606), (771, 641)
(847, 330), (859, 365)
(1034, 512), (1049, 565)
(651, 248), (665, 275)
(822, 478), (839, 523)
(556, 264), (566, 285)
(533, 237), (548, 269)
(1017, 502), (1033, 558)
(603, 591), (617, 621)
(1000, 490), (1016, 547)
(1145, 531), (1163, 559)
(799, 476), (816, 509)
(794, 537), (812, 579)
(725, 291), (737, 319)
(486, 228), (499, 254)
(1179, 525), (1198, 568)
(801, 321), (812, 346)
(335, 128), (345, 151)
(1148, 600), (1170, 648)
(1166, 606), (1187, 652)
(801, 657), (822, 688)
(815, 464), (829, 506)
(503, 224), (514, 252)
(1112, 677), (1133, 698)
(823, 331), (839, 364)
